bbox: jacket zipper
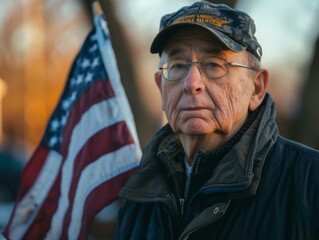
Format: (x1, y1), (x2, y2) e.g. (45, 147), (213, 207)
(180, 198), (185, 216)
(158, 152), (184, 218)
(182, 151), (202, 214)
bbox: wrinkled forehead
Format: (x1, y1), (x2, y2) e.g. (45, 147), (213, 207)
(161, 26), (230, 59)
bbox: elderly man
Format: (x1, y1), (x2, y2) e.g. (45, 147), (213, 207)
(114, 1), (319, 239)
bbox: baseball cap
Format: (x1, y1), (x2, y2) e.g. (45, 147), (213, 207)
(150, 1), (262, 60)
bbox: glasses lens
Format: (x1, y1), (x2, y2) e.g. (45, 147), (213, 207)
(162, 60), (188, 81)
(200, 58), (227, 79)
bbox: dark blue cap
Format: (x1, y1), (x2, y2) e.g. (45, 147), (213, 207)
(150, 1), (262, 60)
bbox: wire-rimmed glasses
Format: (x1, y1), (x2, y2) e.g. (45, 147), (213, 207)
(159, 57), (258, 82)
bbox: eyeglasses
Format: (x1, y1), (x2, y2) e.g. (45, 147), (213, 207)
(159, 57), (258, 82)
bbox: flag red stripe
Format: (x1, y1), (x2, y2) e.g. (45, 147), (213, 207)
(22, 166), (62, 239)
(18, 147), (51, 200)
(60, 121), (134, 237)
(20, 122), (134, 239)
(3, 146), (51, 238)
(61, 79), (114, 156)
(79, 167), (138, 238)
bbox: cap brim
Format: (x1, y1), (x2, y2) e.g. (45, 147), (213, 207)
(150, 22), (246, 54)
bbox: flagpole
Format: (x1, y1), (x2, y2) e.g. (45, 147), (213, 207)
(92, 1), (103, 16)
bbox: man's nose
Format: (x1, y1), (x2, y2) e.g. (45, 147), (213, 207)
(183, 64), (205, 94)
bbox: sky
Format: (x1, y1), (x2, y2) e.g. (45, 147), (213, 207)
(238, 0), (319, 66)
(0, 2), (15, 29)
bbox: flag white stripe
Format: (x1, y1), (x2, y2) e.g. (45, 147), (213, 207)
(68, 144), (141, 239)
(45, 97), (125, 240)
(9, 151), (62, 240)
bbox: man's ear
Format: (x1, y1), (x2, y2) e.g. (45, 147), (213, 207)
(249, 68), (269, 111)
(155, 71), (162, 93)
(155, 71), (166, 111)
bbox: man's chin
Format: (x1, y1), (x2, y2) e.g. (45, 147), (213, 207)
(179, 123), (216, 136)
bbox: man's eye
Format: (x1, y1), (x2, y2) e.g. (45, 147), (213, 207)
(170, 63), (187, 70)
(202, 61), (221, 69)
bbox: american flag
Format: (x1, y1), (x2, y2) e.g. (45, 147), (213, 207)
(3, 7), (141, 240)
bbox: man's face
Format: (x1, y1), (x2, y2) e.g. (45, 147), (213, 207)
(156, 27), (259, 138)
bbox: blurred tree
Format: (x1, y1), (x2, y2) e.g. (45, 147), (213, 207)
(0, 0), (91, 154)
(292, 37), (319, 149)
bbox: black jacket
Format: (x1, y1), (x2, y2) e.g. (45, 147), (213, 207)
(115, 94), (319, 240)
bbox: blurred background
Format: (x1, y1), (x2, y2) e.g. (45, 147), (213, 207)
(0, 0), (318, 237)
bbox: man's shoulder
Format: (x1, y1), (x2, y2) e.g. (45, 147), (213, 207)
(276, 136), (319, 159)
(265, 136), (319, 181)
